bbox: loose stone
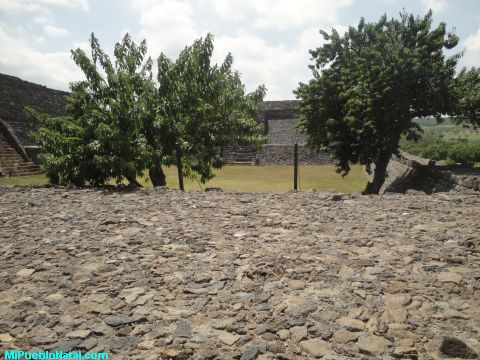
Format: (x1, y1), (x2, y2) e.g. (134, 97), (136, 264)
(0, 187), (478, 358)
(299, 338), (332, 357)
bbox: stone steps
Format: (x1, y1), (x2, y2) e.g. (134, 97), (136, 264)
(0, 133), (43, 177)
(222, 144), (257, 164)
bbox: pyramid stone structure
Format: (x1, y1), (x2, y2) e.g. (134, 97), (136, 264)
(0, 73), (333, 173)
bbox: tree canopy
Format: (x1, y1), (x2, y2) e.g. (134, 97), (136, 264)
(29, 33), (153, 187)
(451, 67), (480, 129)
(29, 33), (265, 187)
(156, 34), (266, 184)
(295, 11), (462, 194)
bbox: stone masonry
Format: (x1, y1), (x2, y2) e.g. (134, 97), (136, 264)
(0, 186), (479, 359)
(382, 151), (480, 194)
(254, 101), (334, 165)
(0, 73), (68, 146)
(0, 74), (333, 166)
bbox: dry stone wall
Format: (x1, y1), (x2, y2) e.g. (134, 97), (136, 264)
(0, 73), (67, 146)
(255, 144), (335, 165)
(256, 101), (333, 165)
(0, 74), (331, 165)
(382, 151), (480, 194)
(266, 119), (307, 145)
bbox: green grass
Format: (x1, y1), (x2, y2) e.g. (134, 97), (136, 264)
(414, 117), (480, 145)
(0, 165), (368, 193)
(0, 174), (48, 186)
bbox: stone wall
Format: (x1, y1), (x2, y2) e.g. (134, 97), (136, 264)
(256, 101), (333, 165)
(255, 144), (335, 165)
(0, 74), (333, 165)
(267, 118), (307, 145)
(382, 151), (480, 194)
(0, 73), (68, 146)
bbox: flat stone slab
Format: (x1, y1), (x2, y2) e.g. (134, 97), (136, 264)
(299, 338), (332, 357)
(217, 330), (240, 345)
(15, 268), (35, 277)
(358, 334), (393, 356)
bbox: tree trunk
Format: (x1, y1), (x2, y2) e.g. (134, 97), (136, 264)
(126, 176), (143, 188)
(362, 153), (391, 195)
(149, 166), (166, 187)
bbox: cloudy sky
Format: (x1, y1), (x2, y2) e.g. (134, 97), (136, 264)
(0, 0), (479, 99)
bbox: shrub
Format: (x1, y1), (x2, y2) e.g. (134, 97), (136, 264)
(447, 144), (480, 167)
(400, 135), (449, 161)
(420, 143), (450, 161)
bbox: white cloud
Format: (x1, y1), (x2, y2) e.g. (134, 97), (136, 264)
(127, 0), (350, 99)
(252, 0), (351, 30)
(205, 0), (253, 23)
(33, 36), (47, 45)
(37, 0), (89, 11)
(0, 28), (82, 90)
(0, 0), (89, 12)
(420, 0), (447, 13)
(207, 0), (351, 30)
(462, 27), (480, 68)
(214, 35), (296, 99)
(34, 13), (54, 24)
(0, 0), (42, 12)
(131, 0), (197, 57)
(43, 24), (69, 37)
(213, 28), (332, 99)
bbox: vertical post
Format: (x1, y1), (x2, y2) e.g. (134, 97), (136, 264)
(176, 143), (184, 191)
(294, 143), (298, 191)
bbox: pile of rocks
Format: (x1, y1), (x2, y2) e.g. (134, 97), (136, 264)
(0, 187), (479, 359)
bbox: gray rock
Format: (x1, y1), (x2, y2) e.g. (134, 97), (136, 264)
(50, 339), (82, 352)
(217, 330), (240, 345)
(175, 319), (192, 338)
(440, 336), (477, 359)
(335, 317), (365, 332)
(104, 315), (135, 327)
(240, 346), (259, 360)
(299, 338), (332, 357)
(357, 335), (392, 356)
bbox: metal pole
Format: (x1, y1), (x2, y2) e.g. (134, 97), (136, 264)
(176, 143), (184, 191)
(294, 143), (298, 191)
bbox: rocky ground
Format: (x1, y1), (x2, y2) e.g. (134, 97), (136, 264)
(0, 186), (479, 359)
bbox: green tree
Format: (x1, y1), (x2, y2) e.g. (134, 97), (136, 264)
(154, 33), (266, 185)
(295, 11), (460, 194)
(29, 33), (154, 187)
(30, 33), (266, 188)
(451, 67), (480, 129)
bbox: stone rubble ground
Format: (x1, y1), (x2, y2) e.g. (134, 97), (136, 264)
(0, 186), (479, 359)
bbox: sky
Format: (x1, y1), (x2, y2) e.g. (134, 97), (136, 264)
(0, 0), (479, 100)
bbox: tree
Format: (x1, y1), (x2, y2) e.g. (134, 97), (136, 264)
(30, 33), (266, 188)
(295, 11), (460, 194)
(154, 33), (266, 185)
(451, 67), (480, 129)
(29, 33), (155, 187)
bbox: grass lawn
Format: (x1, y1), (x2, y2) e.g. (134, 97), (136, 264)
(0, 165), (368, 193)
(0, 174), (48, 186)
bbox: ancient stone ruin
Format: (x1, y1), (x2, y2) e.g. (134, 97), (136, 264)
(0, 73), (67, 176)
(0, 73), (479, 358)
(0, 73), (334, 178)
(222, 101), (334, 165)
(382, 151), (480, 194)
(0, 72), (478, 195)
